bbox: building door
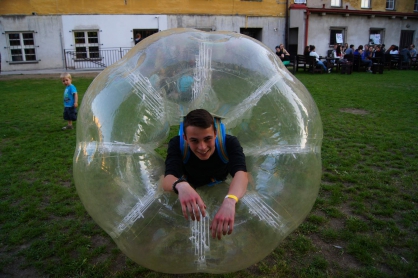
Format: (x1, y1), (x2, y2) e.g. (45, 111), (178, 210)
(240, 28), (262, 41)
(399, 30), (414, 48)
(288, 28), (298, 58)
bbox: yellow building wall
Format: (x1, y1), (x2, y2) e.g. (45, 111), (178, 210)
(344, 0), (413, 13)
(0, 0), (286, 16)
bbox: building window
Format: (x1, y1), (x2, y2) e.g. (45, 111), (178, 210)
(294, 0), (306, 3)
(329, 28), (345, 46)
(386, 0), (395, 10)
(331, 0), (341, 7)
(361, 0), (371, 8)
(74, 30), (100, 59)
(369, 29), (384, 45)
(414, 0), (418, 11)
(6, 32), (37, 62)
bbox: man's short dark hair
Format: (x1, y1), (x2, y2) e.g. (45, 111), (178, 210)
(309, 45), (315, 51)
(350, 44), (354, 48)
(183, 109), (215, 135)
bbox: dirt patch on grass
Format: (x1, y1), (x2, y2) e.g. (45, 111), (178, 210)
(0, 73), (99, 80)
(339, 108), (369, 115)
(310, 234), (360, 272)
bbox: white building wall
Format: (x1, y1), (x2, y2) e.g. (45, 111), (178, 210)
(0, 16), (64, 71)
(308, 14), (418, 57)
(61, 15), (168, 49)
(0, 15), (169, 72)
(168, 15), (286, 53)
(289, 9), (306, 54)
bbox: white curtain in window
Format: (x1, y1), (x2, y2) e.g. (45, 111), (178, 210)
(361, 0), (370, 8)
(331, 0), (341, 7)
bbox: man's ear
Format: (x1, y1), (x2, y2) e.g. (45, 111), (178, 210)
(183, 133), (188, 143)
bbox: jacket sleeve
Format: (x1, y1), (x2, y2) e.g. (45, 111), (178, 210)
(164, 136), (183, 178)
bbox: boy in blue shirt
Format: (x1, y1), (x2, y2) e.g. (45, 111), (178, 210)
(61, 73), (78, 130)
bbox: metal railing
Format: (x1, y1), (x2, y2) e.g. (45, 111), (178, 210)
(64, 47), (132, 70)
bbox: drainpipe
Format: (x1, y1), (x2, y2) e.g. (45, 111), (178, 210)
(155, 16), (160, 31)
(60, 31), (65, 69)
(304, 9), (310, 47)
(285, 0), (289, 49)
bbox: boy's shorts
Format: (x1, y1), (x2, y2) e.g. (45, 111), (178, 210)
(63, 107), (77, 121)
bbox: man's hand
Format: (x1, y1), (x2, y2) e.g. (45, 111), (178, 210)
(176, 182), (206, 221)
(210, 198), (236, 240)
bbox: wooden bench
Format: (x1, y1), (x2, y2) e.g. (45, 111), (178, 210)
(282, 56), (296, 73)
(296, 55), (309, 72)
(308, 56), (324, 74)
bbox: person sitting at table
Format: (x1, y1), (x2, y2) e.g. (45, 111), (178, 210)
(365, 46), (374, 59)
(390, 45), (399, 54)
(354, 45), (372, 72)
(409, 44), (416, 62)
(343, 43), (349, 55)
(385, 45), (395, 54)
(275, 44), (290, 61)
(345, 44), (354, 55)
(374, 45), (383, 58)
(354, 45), (363, 56)
(400, 45), (411, 64)
(334, 45), (344, 59)
(303, 45), (311, 59)
(309, 45), (330, 73)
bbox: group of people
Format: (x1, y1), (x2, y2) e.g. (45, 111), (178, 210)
(302, 45), (332, 73)
(275, 44), (291, 65)
(296, 42), (417, 73)
(351, 43), (417, 70)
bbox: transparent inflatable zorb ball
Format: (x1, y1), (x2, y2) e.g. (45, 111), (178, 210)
(74, 28), (323, 274)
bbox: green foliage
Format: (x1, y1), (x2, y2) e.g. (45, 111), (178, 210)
(1, 70), (418, 277)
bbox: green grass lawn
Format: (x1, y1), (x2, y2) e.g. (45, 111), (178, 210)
(1, 70), (417, 277)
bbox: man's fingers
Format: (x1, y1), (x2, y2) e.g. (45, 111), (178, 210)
(192, 202), (200, 221)
(216, 220), (223, 240)
(197, 200), (206, 218)
(227, 219), (234, 235)
(222, 220), (229, 235)
(181, 204), (188, 220)
(187, 203), (195, 221)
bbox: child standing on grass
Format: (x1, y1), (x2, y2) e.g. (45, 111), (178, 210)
(61, 73), (78, 130)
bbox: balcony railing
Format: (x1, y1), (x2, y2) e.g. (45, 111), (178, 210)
(64, 47), (132, 70)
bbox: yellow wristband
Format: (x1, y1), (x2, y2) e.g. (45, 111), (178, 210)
(225, 194), (238, 203)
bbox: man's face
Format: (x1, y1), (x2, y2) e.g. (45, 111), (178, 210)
(184, 125), (216, 160)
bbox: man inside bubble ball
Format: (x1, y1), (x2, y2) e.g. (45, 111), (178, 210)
(162, 109), (248, 240)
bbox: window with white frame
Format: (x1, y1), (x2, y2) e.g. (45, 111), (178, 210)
(386, 0), (395, 10)
(331, 0), (341, 7)
(294, 0), (306, 3)
(361, 0), (371, 8)
(6, 32), (37, 62)
(414, 0), (418, 12)
(73, 30), (100, 59)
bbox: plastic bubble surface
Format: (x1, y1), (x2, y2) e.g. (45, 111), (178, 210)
(74, 28), (323, 274)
